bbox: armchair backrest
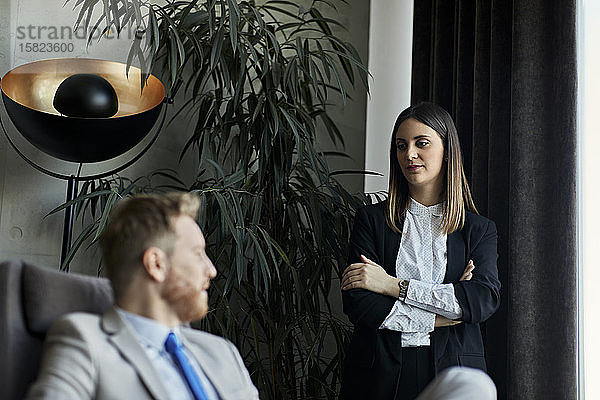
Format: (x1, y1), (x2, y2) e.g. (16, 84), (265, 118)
(0, 260), (113, 400)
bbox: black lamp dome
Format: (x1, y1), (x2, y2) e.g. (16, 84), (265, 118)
(53, 73), (118, 118)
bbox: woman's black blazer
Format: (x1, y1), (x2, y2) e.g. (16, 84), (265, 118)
(340, 201), (500, 399)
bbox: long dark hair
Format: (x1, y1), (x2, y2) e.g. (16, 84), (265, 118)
(387, 102), (477, 234)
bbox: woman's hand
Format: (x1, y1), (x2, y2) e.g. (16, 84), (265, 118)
(435, 260), (475, 327)
(435, 315), (462, 327)
(460, 259), (475, 281)
(341, 255), (399, 297)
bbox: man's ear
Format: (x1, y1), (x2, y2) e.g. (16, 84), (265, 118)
(141, 247), (169, 282)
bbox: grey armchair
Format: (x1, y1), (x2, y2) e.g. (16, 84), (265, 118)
(0, 260), (113, 400)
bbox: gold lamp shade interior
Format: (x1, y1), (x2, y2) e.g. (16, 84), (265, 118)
(1, 58), (164, 117)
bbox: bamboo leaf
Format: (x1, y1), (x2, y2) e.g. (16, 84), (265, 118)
(72, 0), (95, 29)
(280, 108), (302, 144)
(109, 0), (120, 31)
(46, 190), (114, 216)
(210, 26), (225, 70)
(101, 0), (112, 28)
(308, 195), (322, 244)
(320, 112), (344, 147)
(212, 191), (239, 247)
(150, 170), (187, 187)
(265, 0), (299, 8)
(227, 0), (238, 51)
(261, 4), (302, 21)
(132, 0), (142, 23)
(248, 229), (270, 296)
(206, 158), (226, 183)
(329, 169), (384, 176)
(149, 6), (160, 55)
(327, 54), (346, 103)
(125, 32), (142, 77)
(93, 191), (118, 241)
(257, 226), (289, 267)
(59, 222), (96, 271)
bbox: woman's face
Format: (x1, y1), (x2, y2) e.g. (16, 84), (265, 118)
(395, 118), (446, 195)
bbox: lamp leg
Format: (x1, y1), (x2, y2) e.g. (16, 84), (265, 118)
(60, 175), (78, 271)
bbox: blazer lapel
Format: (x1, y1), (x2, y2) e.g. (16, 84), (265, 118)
(445, 230), (466, 283)
(432, 230), (466, 370)
(381, 218), (403, 363)
(180, 332), (227, 398)
(102, 307), (170, 400)
(383, 218), (403, 275)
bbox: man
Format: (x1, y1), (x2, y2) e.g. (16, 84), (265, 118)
(27, 192), (259, 400)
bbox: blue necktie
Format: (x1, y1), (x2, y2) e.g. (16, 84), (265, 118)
(164, 331), (210, 400)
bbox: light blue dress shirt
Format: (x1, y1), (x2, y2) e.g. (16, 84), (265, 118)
(116, 308), (220, 400)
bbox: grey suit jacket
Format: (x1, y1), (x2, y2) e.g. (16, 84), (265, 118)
(26, 307), (259, 400)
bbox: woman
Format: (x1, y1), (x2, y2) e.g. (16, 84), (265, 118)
(340, 102), (500, 400)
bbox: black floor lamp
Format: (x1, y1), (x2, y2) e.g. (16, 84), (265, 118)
(0, 58), (176, 271)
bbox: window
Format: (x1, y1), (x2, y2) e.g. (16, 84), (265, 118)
(579, 0), (600, 398)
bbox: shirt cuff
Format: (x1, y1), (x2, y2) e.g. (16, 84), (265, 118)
(379, 299), (436, 332)
(405, 280), (463, 320)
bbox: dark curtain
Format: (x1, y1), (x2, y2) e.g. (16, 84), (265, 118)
(411, 1), (577, 399)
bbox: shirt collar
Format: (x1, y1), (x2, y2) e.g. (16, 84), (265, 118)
(407, 197), (444, 217)
(116, 307), (180, 351)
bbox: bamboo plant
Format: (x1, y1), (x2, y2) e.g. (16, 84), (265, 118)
(60, 0), (371, 398)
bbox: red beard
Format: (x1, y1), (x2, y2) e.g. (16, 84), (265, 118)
(161, 267), (208, 322)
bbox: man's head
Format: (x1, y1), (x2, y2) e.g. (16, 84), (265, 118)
(100, 192), (217, 323)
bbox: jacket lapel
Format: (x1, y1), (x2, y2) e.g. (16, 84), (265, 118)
(432, 230), (466, 370)
(180, 332), (227, 398)
(102, 307), (170, 400)
(383, 218), (403, 275)
(381, 218), (404, 363)
(445, 230), (466, 283)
